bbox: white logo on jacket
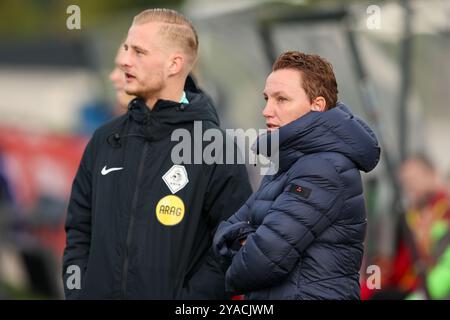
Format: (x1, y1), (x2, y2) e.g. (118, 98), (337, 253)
(162, 165), (189, 194)
(101, 166), (123, 175)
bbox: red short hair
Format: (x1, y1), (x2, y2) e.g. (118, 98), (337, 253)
(273, 51), (338, 110)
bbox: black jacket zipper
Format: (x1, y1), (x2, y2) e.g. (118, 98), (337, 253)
(121, 142), (148, 297)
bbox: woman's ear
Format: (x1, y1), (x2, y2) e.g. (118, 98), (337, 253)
(311, 96), (327, 112)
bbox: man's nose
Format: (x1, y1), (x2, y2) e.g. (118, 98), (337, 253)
(118, 50), (131, 71)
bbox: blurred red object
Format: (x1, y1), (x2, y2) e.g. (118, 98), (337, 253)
(0, 125), (88, 257)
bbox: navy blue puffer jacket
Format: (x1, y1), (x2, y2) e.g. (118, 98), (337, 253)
(213, 102), (380, 300)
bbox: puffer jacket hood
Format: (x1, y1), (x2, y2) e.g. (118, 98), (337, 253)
(257, 102), (380, 174)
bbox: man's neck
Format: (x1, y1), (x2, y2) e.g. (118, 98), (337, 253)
(145, 82), (185, 110)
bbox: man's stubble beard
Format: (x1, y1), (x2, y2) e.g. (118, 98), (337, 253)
(125, 76), (165, 101)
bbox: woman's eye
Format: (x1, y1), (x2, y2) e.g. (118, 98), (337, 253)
(277, 97), (287, 102)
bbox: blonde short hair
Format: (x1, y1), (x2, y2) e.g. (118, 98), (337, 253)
(133, 8), (198, 66)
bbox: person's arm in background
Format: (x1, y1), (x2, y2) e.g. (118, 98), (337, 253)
(182, 153), (253, 299)
(62, 135), (97, 299)
(225, 157), (344, 294)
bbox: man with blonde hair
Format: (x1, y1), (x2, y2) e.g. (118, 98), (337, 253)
(120, 8), (199, 108)
(63, 8), (252, 299)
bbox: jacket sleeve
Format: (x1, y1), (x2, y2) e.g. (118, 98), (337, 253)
(62, 135), (96, 299)
(226, 187), (263, 223)
(182, 158), (253, 299)
(225, 157), (344, 294)
(212, 193), (257, 271)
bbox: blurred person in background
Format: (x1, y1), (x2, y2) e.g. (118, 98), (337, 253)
(62, 8), (252, 299)
(396, 154), (450, 299)
(0, 151), (12, 207)
(213, 51), (380, 299)
(109, 43), (135, 115)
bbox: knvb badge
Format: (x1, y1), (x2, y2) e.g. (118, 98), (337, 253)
(162, 165), (189, 194)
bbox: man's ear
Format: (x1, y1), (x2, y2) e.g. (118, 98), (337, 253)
(168, 53), (185, 76)
(310, 96), (327, 112)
